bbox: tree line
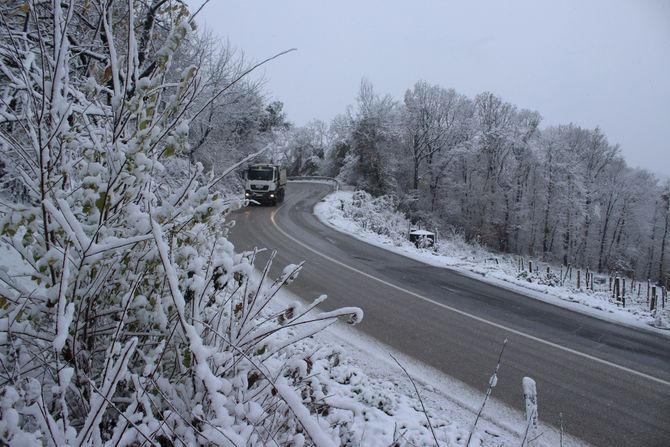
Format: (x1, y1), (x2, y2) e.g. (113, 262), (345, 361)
(278, 79), (669, 286)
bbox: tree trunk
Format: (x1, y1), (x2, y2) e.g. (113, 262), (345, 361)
(542, 169), (554, 258)
(659, 201), (669, 282)
(647, 204), (659, 279)
(597, 198), (616, 272)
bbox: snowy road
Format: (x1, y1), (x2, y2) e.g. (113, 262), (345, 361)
(229, 182), (670, 447)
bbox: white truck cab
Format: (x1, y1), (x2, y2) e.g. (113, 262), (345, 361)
(244, 164), (287, 206)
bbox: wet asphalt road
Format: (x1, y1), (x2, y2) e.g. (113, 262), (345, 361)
(229, 182), (670, 447)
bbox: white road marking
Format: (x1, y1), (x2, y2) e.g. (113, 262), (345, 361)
(270, 207), (670, 388)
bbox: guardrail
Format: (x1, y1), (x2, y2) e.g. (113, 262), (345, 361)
(287, 176), (340, 191)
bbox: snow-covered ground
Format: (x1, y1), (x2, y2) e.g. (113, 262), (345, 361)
(314, 190), (670, 333)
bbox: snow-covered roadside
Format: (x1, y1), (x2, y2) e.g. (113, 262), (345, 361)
(314, 190), (670, 334)
(266, 274), (586, 447)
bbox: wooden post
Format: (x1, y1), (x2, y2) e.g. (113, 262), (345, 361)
(650, 286), (657, 312)
(590, 275), (594, 291)
(647, 279), (651, 303)
(622, 278), (626, 307)
(577, 270), (581, 289)
(614, 277), (620, 304)
(586, 268), (590, 290)
(663, 287), (667, 309)
(528, 260), (533, 274)
(609, 276), (612, 292)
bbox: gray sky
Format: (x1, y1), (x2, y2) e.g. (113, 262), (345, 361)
(192, 0), (670, 176)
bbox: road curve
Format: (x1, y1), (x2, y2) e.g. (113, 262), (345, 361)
(229, 182), (670, 447)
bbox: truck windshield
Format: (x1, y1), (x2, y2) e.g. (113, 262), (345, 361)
(247, 168), (274, 181)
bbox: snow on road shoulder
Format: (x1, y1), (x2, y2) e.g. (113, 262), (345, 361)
(314, 190), (670, 334)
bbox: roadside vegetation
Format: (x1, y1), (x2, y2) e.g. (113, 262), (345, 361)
(276, 80), (670, 293)
(316, 190), (670, 329)
(0, 1), (364, 445)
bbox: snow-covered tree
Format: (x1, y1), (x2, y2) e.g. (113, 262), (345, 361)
(343, 79), (401, 196)
(305, 78), (666, 281)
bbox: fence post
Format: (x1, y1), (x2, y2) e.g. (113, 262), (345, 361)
(647, 280), (651, 303)
(614, 276), (621, 304)
(650, 286), (657, 312)
(577, 270), (581, 290)
(528, 260), (533, 274)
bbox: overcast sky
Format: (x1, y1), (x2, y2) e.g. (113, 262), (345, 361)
(191, 0), (669, 177)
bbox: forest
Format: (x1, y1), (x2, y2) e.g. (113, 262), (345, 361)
(276, 79), (670, 287)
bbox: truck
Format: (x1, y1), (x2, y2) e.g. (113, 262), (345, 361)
(244, 164), (287, 205)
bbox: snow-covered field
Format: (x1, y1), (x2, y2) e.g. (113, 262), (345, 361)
(314, 190), (670, 333)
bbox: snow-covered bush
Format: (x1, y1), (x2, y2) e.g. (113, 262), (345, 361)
(0, 2), (360, 445)
(342, 191), (409, 242)
(516, 269), (561, 287)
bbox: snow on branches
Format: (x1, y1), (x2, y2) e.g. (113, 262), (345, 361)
(0, 1), (361, 445)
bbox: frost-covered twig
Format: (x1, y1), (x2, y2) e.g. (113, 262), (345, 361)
(190, 48), (297, 125)
(391, 353), (440, 446)
(466, 338), (508, 447)
(208, 146), (269, 190)
(242, 300), (362, 349)
(76, 337), (138, 446)
(275, 380), (337, 447)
